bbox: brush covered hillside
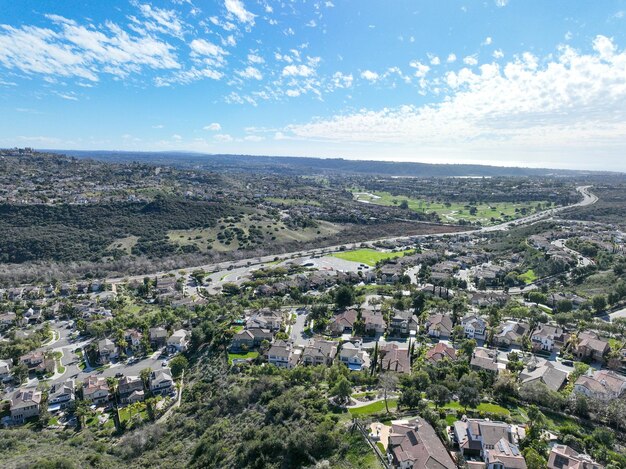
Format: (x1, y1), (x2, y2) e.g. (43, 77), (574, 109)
(0, 149), (464, 284)
(61, 150), (613, 177)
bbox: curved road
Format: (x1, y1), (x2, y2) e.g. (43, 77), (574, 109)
(108, 186), (598, 292)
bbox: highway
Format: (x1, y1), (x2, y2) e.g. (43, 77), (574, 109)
(107, 186), (598, 294)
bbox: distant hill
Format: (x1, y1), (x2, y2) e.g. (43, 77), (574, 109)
(56, 150), (613, 177)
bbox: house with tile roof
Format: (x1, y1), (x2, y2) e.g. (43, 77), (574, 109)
(388, 417), (456, 469)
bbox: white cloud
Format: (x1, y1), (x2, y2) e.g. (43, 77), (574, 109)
(155, 67), (222, 86)
(284, 36), (626, 166)
(248, 53), (264, 64)
(286, 89), (301, 97)
(244, 135), (264, 141)
(360, 70), (379, 82)
(495, 0), (509, 7)
(482, 37), (493, 46)
(331, 71), (353, 89)
(224, 0), (255, 25)
(203, 123), (221, 131)
(463, 55), (478, 66)
(214, 133), (233, 142)
(429, 55), (441, 65)
(172, 133), (182, 140)
(190, 39), (226, 57)
(135, 3), (186, 39)
(223, 35), (236, 47)
(447, 53), (457, 63)
(493, 49), (504, 59)
(409, 60), (430, 78)
(237, 65), (262, 80)
(0, 15), (180, 82)
(306, 20), (317, 28)
(152, 124), (164, 129)
(282, 64), (315, 77)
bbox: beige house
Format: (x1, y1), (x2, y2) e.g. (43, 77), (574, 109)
(10, 388), (42, 423)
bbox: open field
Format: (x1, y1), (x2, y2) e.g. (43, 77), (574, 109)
(167, 211), (343, 253)
(519, 269), (538, 284)
(228, 351), (259, 364)
(349, 399), (398, 416)
(265, 197), (322, 206)
(331, 248), (414, 267)
(353, 190), (548, 225)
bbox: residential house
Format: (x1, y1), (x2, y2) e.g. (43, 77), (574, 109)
(380, 343), (411, 374)
(389, 310), (419, 337)
(338, 342), (371, 371)
(118, 375), (145, 404)
(387, 417), (455, 469)
(10, 388), (42, 423)
(379, 265), (401, 284)
(124, 329), (143, 348)
(231, 328), (273, 351)
(246, 309), (283, 331)
(48, 379), (75, 411)
(329, 309), (358, 335)
(483, 437), (527, 469)
(425, 342), (457, 363)
(425, 313), (453, 339)
(471, 292), (510, 308)
(362, 309), (386, 336)
(470, 347), (499, 373)
(19, 351), (44, 370)
(97, 338), (119, 364)
(301, 339), (338, 366)
(454, 419), (525, 468)
(149, 369), (174, 396)
(83, 376), (110, 404)
(519, 358), (568, 392)
(167, 329), (189, 353)
(547, 444), (604, 469)
(573, 331), (610, 362)
(149, 327), (168, 348)
(531, 324), (568, 352)
(574, 369), (626, 400)
(461, 314), (487, 340)
(0, 311), (17, 328)
(19, 351), (54, 374)
(494, 321), (529, 349)
(266, 340), (300, 369)
(0, 359), (12, 381)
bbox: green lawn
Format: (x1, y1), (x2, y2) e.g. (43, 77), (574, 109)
(519, 269), (538, 284)
(118, 405), (148, 423)
(352, 190), (547, 226)
(332, 249), (413, 267)
(349, 399), (398, 416)
(228, 351), (259, 364)
(432, 401), (510, 417)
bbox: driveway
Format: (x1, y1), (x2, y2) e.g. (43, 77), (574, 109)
(290, 312), (311, 347)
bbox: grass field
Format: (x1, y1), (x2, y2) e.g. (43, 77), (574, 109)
(519, 269), (538, 284)
(228, 351), (259, 364)
(331, 248), (413, 267)
(352, 190), (547, 225)
(168, 211), (342, 253)
(349, 399), (398, 416)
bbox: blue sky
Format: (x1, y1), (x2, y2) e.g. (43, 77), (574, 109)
(1, 1), (626, 170)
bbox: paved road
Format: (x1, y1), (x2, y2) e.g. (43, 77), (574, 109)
(290, 312), (310, 347)
(551, 238), (595, 267)
(104, 187), (597, 294)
